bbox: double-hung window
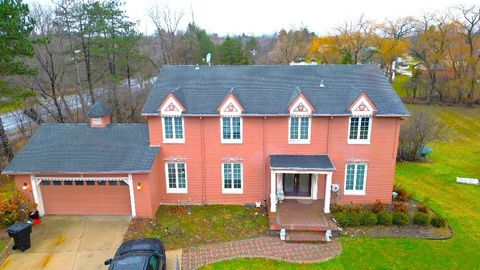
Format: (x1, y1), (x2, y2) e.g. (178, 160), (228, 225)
(344, 163), (367, 195)
(166, 162), (187, 193)
(289, 117), (310, 143)
(221, 117), (242, 143)
(348, 117), (371, 144)
(222, 163), (243, 194)
(163, 116), (184, 143)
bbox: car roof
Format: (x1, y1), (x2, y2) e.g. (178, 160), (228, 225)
(116, 239), (165, 257)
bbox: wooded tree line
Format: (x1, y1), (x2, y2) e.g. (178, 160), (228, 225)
(0, 0), (479, 164)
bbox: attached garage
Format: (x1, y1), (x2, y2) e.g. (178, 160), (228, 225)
(2, 104), (160, 217)
(39, 177), (132, 215)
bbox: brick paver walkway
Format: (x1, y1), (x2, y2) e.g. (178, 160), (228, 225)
(181, 236), (342, 270)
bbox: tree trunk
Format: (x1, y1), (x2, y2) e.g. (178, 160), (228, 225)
(23, 109), (44, 125)
(0, 117), (14, 162)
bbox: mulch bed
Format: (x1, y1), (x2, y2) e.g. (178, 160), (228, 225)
(341, 224), (453, 240)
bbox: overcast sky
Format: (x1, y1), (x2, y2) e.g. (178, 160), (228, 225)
(26, 0), (478, 36)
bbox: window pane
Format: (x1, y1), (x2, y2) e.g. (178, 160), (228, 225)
(232, 117), (241, 139)
(164, 117), (174, 139)
(345, 164), (355, 190)
(64, 181), (73, 186)
(177, 163), (186, 188)
(174, 117), (183, 139)
(41, 180), (51, 186)
(290, 117), (299, 139)
(53, 180), (62, 186)
(355, 164), (366, 190)
(222, 117), (231, 139)
(233, 163), (242, 189)
(223, 164), (232, 189)
(359, 117), (370, 140)
(300, 117), (309, 139)
(75, 181), (84, 186)
(167, 163), (177, 188)
(349, 117), (359, 139)
(98, 181), (106, 186)
(108, 181), (117, 186)
(86, 181), (95, 186)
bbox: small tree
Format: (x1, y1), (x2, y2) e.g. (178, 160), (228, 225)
(397, 111), (447, 161)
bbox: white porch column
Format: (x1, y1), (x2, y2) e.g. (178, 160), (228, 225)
(30, 175), (45, 216)
(270, 170), (277, 212)
(324, 172), (333, 213)
(127, 174), (137, 217)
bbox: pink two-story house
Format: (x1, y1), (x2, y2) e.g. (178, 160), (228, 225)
(3, 65), (408, 231)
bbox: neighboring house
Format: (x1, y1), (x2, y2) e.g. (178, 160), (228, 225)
(2, 65), (408, 223)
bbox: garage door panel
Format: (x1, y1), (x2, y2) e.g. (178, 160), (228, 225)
(41, 183), (131, 215)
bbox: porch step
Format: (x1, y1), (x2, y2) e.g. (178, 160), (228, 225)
(285, 232), (327, 243)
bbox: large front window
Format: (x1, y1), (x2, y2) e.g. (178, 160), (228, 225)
(348, 117), (371, 143)
(222, 163), (243, 193)
(163, 116), (184, 143)
(166, 162), (187, 193)
(221, 117), (242, 143)
(289, 117), (310, 143)
(344, 163), (367, 195)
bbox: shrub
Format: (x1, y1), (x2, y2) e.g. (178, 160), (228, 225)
(393, 202), (408, 213)
(416, 204), (429, 214)
(376, 210), (393, 225)
(347, 203), (364, 213)
(392, 212), (409, 226)
(371, 200), (384, 213)
(431, 216), (447, 228)
(394, 186), (411, 202)
(413, 212), (431, 225)
(359, 210), (377, 226)
(331, 203), (345, 213)
(0, 193), (36, 226)
(334, 211), (361, 227)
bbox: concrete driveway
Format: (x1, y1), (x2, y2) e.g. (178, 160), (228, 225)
(0, 215), (131, 270)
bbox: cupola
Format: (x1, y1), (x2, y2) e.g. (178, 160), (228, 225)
(85, 101), (111, 128)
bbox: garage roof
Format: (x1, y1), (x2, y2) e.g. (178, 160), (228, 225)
(270, 155), (335, 171)
(2, 123), (159, 174)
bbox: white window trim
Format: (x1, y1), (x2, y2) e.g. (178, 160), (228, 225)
(343, 163), (368, 196)
(165, 162), (188, 193)
(162, 116), (185, 144)
(91, 118), (103, 125)
(347, 116), (372, 145)
(288, 116), (311, 144)
(220, 117), (243, 144)
(221, 163), (243, 194)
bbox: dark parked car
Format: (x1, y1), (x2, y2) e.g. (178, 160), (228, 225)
(105, 239), (166, 270)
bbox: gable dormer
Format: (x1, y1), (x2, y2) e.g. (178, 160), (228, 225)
(349, 92), (377, 116)
(217, 89), (244, 116)
(287, 90), (316, 116)
(85, 101), (111, 128)
(158, 91), (186, 116)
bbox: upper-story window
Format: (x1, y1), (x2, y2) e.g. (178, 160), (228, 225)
(163, 116), (184, 143)
(289, 117), (310, 143)
(348, 117), (371, 144)
(222, 163), (243, 194)
(221, 117), (242, 143)
(165, 162), (187, 193)
(344, 163), (367, 195)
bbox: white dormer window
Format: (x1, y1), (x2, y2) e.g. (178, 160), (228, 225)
(159, 93), (186, 144)
(288, 93), (313, 144)
(218, 92), (243, 144)
(163, 116), (184, 143)
(348, 93), (376, 144)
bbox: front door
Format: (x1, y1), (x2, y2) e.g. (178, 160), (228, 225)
(283, 174), (311, 197)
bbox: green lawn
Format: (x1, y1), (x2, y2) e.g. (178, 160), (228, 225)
(125, 205), (268, 250)
(202, 104), (480, 269)
(392, 75), (410, 98)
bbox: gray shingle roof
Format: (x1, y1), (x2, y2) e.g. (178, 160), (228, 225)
(2, 123), (159, 174)
(270, 155), (335, 171)
(142, 65), (409, 116)
(85, 101), (111, 117)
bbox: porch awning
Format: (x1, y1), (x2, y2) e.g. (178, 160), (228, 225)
(269, 155), (335, 171)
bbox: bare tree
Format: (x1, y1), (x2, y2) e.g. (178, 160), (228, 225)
(335, 15), (376, 64)
(148, 4), (184, 65)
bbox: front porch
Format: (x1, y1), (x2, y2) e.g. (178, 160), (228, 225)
(269, 199), (339, 232)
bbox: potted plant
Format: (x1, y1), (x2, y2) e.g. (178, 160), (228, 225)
(277, 188), (285, 203)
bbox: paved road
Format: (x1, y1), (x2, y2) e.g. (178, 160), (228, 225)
(1, 77), (156, 138)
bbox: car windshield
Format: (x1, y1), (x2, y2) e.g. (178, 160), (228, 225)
(111, 255), (147, 270)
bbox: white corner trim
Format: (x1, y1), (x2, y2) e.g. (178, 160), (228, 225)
(30, 175), (45, 216)
(127, 174), (137, 217)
